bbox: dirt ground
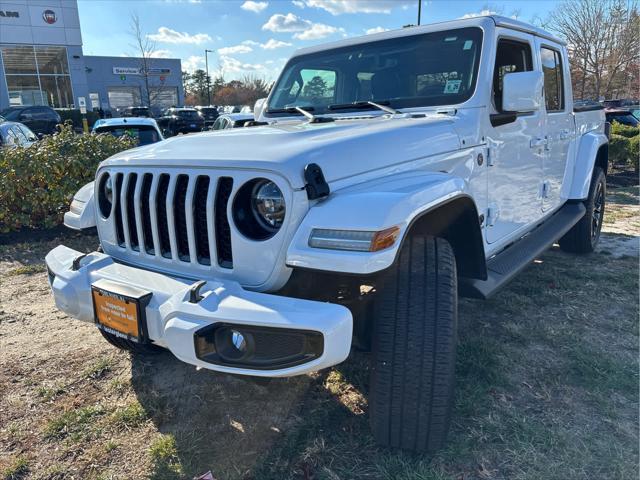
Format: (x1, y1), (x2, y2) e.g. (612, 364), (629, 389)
(0, 185), (638, 480)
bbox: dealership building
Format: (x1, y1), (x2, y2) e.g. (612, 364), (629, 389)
(0, 0), (184, 112)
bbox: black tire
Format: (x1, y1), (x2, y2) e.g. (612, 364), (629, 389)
(559, 167), (606, 254)
(369, 235), (457, 452)
(99, 329), (164, 355)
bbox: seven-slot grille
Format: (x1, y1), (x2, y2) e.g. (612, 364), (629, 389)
(109, 171), (234, 268)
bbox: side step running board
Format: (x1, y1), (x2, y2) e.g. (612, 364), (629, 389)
(460, 202), (586, 299)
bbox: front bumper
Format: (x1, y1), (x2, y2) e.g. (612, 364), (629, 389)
(45, 245), (352, 377)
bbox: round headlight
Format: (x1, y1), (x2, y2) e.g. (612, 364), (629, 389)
(252, 181), (285, 231)
(233, 178), (286, 240)
(97, 173), (113, 218)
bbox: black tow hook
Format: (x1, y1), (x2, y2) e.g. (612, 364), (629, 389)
(189, 280), (208, 303)
(71, 253), (88, 271)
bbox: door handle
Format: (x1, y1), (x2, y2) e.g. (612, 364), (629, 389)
(560, 129), (572, 140)
(530, 137), (548, 148)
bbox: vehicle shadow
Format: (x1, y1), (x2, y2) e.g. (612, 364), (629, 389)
(129, 351), (314, 479)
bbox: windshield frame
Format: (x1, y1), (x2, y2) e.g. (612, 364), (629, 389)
(265, 26), (484, 118)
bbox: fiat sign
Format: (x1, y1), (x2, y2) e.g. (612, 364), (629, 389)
(42, 9), (57, 24)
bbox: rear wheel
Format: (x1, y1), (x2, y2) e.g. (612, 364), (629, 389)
(99, 329), (164, 355)
(559, 167), (606, 253)
(369, 235), (457, 452)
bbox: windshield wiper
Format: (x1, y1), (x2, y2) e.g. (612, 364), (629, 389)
(266, 105), (334, 123)
(328, 100), (401, 115)
(265, 106), (315, 114)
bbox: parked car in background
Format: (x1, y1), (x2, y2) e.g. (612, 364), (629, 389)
(605, 108), (639, 127)
(210, 113), (254, 130)
(92, 117), (164, 146)
(0, 106), (61, 136)
(156, 107), (204, 136)
(195, 106), (220, 129)
(0, 120), (38, 148)
(121, 106), (151, 118)
(240, 105), (252, 113)
(629, 106), (640, 120)
(65, 117), (164, 232)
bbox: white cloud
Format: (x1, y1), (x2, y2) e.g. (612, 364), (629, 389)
(242, 40), (261, 46)
(148, 27), (212, 45)
(302, 0), (409, 15)
(365, 26), (387, 34)
(262, 12), (341, 40)
(261, 38), (293, 49)
(460, 9), (498, 19)
(241, 1), (268, 13)
(218, 44), (253, 55)
(293, 23), (342, 40)
(262, 12), (310, 32)
(149, 49), (173, 58)
(219, 55), (264, 72)
(292, 0), (305, 7)
(183, 55), (204, 72)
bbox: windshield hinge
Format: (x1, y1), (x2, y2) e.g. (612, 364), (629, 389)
(304, 163), (330, 200)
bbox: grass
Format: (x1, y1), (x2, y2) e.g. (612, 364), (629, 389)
(0, 186), (637, 479)
(44, 404), (105, 441)
(1, 457), (28, 480)
(109, 401), (147, 429)
(5, 264), (47, 276)
(82, 357), (114, 379)
(36, 384), (65, 402)
(149, 435), (184, 479)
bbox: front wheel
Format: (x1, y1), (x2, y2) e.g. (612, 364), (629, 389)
(369, 235), (457, 453)
(559, 167), (606, 254)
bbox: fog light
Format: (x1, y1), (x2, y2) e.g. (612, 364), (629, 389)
(231, 330), (247, 352)
(308, 226), (400, 252)
(194, 323), (324, 370)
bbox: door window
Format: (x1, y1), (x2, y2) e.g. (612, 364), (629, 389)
(493, 39), (533, 111)
(540, 47), (564, 112)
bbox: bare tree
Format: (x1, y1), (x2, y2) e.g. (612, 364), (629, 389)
(129, 13), (167, 109)
(548, 0), (639, 100)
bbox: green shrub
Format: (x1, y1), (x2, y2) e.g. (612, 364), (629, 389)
(629, 135), (639, 171)
(0, 122), (136, 233)
(610, 121), (639, 138)
(608, 134), (631, 166)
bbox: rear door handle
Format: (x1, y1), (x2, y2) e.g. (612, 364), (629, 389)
(530, 137), (548, 148)
(560, 129), (572, 140)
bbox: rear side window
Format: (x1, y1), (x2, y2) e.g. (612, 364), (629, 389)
(540, 47), (564, 111)
(493, 39), (533, 111)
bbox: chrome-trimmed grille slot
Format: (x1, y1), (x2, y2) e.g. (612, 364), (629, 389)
(194, 176), (211, 265)
(156, 174), (171, 258)
(114, 173), (125, 247)
(110, 171), (234, 270)
(174, 174), (190, 262)
(126, 173), (139, 251)
(140, 173), (154, 254)
(215, 177), (234, 269)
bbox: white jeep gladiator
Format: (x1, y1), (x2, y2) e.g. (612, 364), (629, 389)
(46, 16), (608, 452)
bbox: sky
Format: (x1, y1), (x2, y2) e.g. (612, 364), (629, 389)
(78, 0), (563, 81)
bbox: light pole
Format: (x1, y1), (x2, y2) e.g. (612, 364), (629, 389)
(417, 0), (422, 25)
(204, 49), (212, 105)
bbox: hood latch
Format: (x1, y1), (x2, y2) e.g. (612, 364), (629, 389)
(304, 163), (330, 200)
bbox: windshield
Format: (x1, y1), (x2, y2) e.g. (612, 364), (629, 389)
(267, 27), (483, 116)
(608, 114), (639, 127)
(94, 125), (161, 146)
(177, 110), (198, 119)
(0, 109), (21, 121)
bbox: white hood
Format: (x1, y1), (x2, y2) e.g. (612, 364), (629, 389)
(100, 114), (461, 189)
